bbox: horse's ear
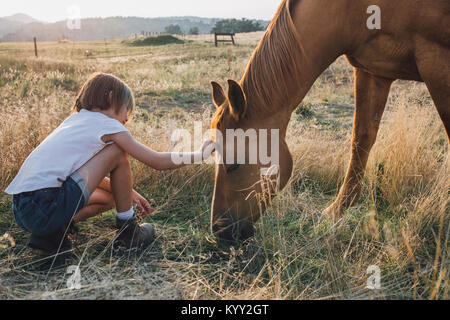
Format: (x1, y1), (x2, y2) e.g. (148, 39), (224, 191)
(211, 81), (226, 108)
(227, 79), (247, 122)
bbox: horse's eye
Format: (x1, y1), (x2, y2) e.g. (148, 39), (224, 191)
(226, 164), (240, 173)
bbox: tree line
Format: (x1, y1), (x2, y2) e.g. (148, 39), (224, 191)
(165, 18), (266, 35)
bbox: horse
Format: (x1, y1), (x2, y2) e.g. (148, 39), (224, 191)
(209, 0), (449, 243)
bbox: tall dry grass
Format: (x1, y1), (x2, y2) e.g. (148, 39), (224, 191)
(0, 34), (448, 299)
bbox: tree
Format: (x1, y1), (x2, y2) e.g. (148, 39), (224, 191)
(211, 18), (264, 34)
(165, 24), (182, 35)
(188, 27), (199, 35)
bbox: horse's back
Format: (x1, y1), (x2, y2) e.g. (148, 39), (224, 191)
(342, 0), (449, 80)
(369, 0), (449, 47)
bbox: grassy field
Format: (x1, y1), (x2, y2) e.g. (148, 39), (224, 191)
(0, 33), (448, 300)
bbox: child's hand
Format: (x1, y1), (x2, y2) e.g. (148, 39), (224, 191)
(132, 190), (152, 218)
(201, 139), (216, 160)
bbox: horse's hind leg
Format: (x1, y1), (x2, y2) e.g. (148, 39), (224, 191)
(416, 45), (450, 141)
(323, 68), (393, 219)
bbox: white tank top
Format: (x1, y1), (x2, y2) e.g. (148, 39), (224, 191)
(4, 109), (129, 195)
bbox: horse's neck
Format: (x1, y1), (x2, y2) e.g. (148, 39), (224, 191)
(241, 0), (346, 131)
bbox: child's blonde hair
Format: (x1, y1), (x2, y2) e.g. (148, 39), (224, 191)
(73, 72), (134, 116)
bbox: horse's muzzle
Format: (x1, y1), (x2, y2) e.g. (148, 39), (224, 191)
(212, 216), (255, 246)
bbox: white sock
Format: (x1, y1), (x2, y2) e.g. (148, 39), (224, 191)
(116, 207), (134, 220)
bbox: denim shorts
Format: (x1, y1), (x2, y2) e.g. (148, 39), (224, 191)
(12, 171), (90, 236)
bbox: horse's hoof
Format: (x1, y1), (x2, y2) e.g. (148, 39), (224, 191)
(322, 203), (343, 221)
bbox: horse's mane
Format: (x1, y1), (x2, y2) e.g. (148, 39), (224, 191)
(240, 0), (304, 115)
(211, 0), (303, 128)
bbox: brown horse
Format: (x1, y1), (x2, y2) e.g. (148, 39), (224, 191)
(210, 0), (449, 243)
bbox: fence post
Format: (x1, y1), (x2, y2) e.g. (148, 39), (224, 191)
(34, 37), (38, 57)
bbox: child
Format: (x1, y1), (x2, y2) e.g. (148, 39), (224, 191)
(4, 72), (215, 255)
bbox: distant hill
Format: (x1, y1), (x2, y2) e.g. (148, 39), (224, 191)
(0, 14), (40, 38)
(0, 16), (270, 42)
(3, 13), (39, 24)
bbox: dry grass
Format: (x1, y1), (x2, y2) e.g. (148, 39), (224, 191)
(0, 32), (448, 300)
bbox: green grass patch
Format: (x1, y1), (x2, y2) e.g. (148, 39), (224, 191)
(295, 102), (315, 119)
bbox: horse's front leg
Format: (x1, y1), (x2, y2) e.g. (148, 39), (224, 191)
(323, 68), (393, 219)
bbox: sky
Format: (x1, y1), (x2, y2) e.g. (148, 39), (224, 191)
(1, 0), (281, 22)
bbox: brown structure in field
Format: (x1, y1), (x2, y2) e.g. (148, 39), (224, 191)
(209, 0), (450, 243)
(214, 33), (235, 47)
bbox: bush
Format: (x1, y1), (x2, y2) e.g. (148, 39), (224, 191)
(129, 35), (184, 46)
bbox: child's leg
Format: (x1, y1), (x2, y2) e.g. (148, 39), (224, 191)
(71, 143), (154, 249)
(73, 188), (115, 223)
(73, 143), (133, 222)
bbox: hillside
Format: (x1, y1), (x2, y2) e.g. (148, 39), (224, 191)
(2, 13), (39, 24)
(0, 14), (40, 38)
(0, 16), (270, 42)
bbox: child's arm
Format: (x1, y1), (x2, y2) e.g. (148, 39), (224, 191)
(103, 132), (215, 171)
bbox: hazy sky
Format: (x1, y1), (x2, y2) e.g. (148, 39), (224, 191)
(2, 0), (281, 22)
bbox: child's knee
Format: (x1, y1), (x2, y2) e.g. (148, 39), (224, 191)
(116, 151), (130, 167)
(105, 144), (129, 165)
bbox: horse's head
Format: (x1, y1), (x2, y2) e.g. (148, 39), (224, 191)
(209, 79), (293, 245)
